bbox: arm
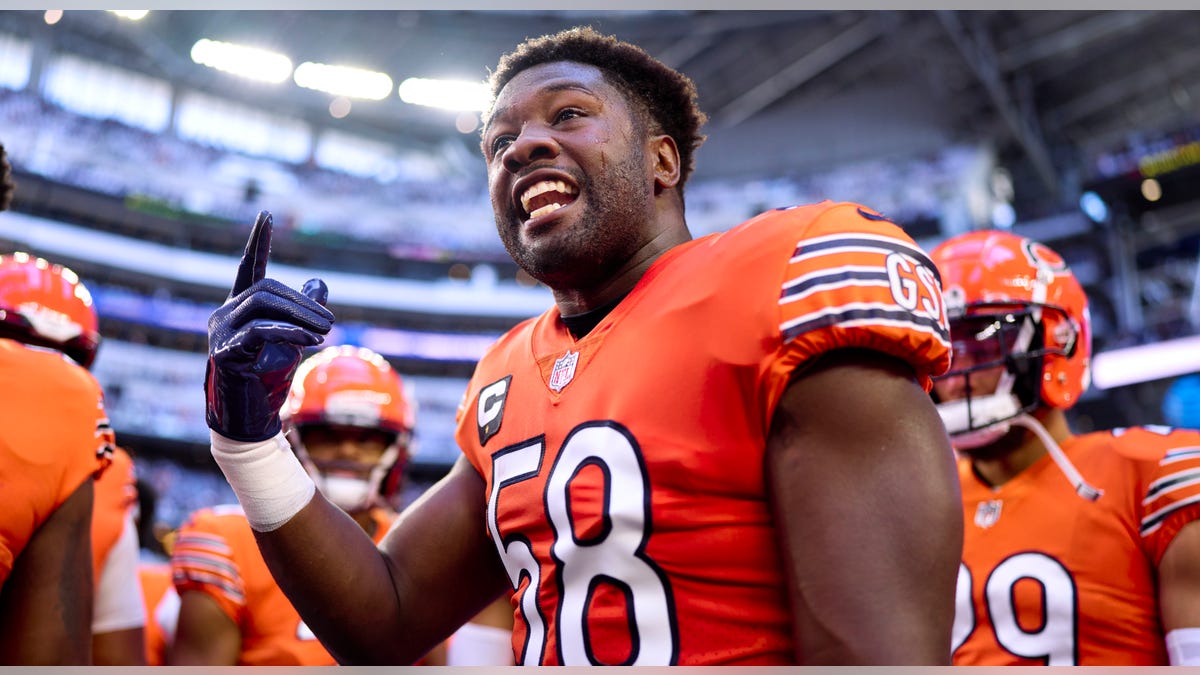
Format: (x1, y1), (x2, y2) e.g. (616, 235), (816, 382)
(766, 348), (962, 664)
(255, 455), (511, 665)
(168, 591), (241, 665)
(1158, 520), (1200, 663)
(0, 478), (95, 664)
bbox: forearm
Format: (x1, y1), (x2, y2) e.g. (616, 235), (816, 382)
(254, 494), (412, 664)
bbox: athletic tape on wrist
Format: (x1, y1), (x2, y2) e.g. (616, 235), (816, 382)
(1167, 628), (1200, 665)
(210, 430), (316, 532)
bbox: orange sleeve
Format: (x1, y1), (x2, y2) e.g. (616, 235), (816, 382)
(171, 508), (248, 624)
(1132, 428), (1200, 565)
(771, 202), (951, 390)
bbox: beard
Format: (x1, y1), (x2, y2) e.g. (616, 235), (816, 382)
(494, 144), (651, 291)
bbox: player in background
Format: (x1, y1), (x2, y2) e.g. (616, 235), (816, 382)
(201, 27), (960, 664)
(0, 249), (147, 664)
(931, 230), (1200, 665)
(0, 248), (114, 660)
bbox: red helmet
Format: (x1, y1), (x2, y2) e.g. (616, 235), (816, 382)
(932, 230), (1091, 414)
(283, 345), (415, 509)
(0, 252), (101, 369)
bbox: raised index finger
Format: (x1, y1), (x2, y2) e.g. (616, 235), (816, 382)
(230, 211), (273, 298)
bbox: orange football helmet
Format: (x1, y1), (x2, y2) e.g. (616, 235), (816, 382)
(282, 345), (415, 511)
(931, 230), (1091, 444)
(0, 252), (101, 369)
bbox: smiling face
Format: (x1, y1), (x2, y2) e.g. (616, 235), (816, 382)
(482, 61), (659, 292)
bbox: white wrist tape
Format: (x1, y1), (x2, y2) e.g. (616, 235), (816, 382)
(447, 622), (516, 666)
(210, 430), (316, 532)
(1167, 627), (1200, 665)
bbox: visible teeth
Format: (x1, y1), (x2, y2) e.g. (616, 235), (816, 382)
(520, 180), (578, 213)
(529, 203), (564, 219)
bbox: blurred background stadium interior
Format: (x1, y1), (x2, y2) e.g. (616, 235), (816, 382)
(1, 9), (1198, 527)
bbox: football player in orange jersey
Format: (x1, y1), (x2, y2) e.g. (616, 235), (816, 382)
(2, 240), (150, 665)
(0, 243), (148, 665)
(931, 230), (1200, 665)
(0, 246), (115, 659)
(202, 28), (962, 664)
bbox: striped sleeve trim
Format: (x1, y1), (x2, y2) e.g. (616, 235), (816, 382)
(1161, 447), (1200, 464)
(1141, 493), (1200, 537)
(172, 531), (245, 605)
(791, 233), (941, 283)
(173, 567), (246, 605)
(781, 265), (891, 303)
(1144, 467), (1200, 504)
(781, 302), (950, 345)
(781, 230), (950, 346)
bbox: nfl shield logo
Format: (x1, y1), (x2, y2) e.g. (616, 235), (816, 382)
(549, 350), (579, 392)
(974, 500), (1003, 529)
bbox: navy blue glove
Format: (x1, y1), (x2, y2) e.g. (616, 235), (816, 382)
(206, 211), (334, 442)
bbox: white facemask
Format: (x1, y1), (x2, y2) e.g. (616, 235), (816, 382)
(314, 474), (376, 513)
(303, 443), (401, 514)
(936, 391), (1022, 450)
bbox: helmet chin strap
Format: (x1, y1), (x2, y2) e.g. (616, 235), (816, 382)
(1009, 413), (1103, 501)
(938, 398), (1103, 502)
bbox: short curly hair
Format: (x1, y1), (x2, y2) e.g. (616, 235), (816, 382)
(0, 144), (13, 212)
(486, 26), (707, 192)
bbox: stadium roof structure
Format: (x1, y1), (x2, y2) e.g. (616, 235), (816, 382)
(2, 9), (1197, 213)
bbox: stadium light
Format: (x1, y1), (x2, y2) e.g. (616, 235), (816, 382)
(398, 77), (490, 112)
(1091, 335), (1200, 389)
(294, 62), (393, 100)
(1079, 191), (1108, 224)
(108, 10), (148, 20)
(190, 38), (292, 84)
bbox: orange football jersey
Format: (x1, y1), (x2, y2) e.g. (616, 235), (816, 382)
(171, 503), (394, 665)
(953, 425), (1200, 665)
(92, 445), (137, 582)
(455, 202), (951, 665)
(0, 339), (114, 586)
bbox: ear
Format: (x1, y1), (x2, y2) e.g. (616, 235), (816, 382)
(651, 134), (681, 194)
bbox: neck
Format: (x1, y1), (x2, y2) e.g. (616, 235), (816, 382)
(553, 204), (690, 316)
(970, 408), (1072, 488)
